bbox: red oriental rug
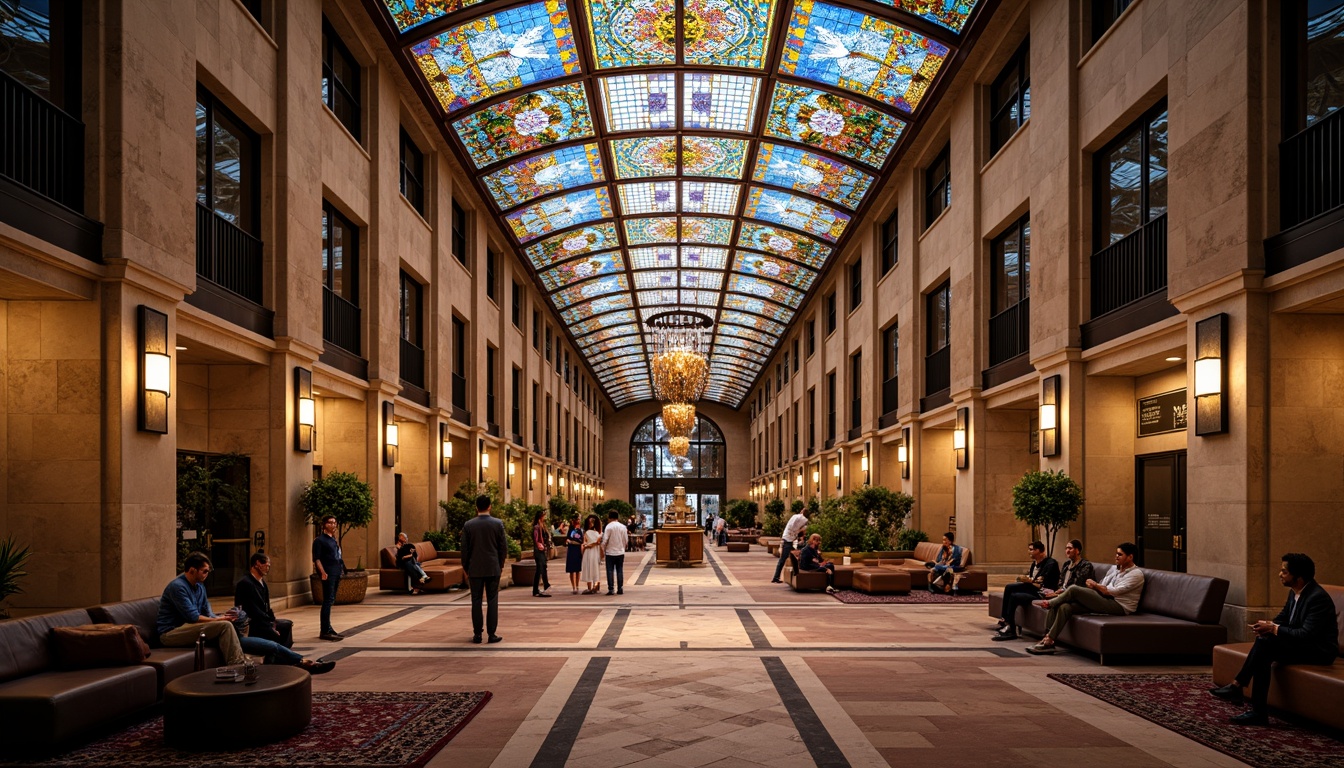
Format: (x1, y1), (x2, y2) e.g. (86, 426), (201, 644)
(2, 690), (490, 768)
(828, 589), (988, 604)
(1049, 673), (1344, 768)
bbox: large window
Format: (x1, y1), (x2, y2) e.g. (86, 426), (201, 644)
(486, 345), (498, 431)
(882, 323), (899, 416)
(451, 201), (468, 266)
(511, 366), (521, 439)
(1091, 0), (1136, 44)
(849, 352), (862, 432)
(825, 291), (837, 335)
(881, 211), (898, 275)
(321, 18), (360, 141)
(990, 41), (1030, 155)
(630, 415), (726, 479)
(826, 371), (837, 444)
(321, 201), (359, 354)
(399, 129), (424, 214)
(399, 270), (423, 387)
(451, 316), (468, 412)
(806, 316), (816, 357)
(197, 89), (259, 235)
(512, 280), (522, 328)
(848, 257), (863, 312)
(925, 144), (951, 227)
(925, 281), (951, 397)
(1095, 102), (1168, 249)
(486, 247), (499, 302)
(989, 215), (1031, 365)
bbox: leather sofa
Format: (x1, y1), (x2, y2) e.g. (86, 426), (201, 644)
(1211, 584), (1344, 731)
(989, 564), (1230, 663)
(377, 541), (467, 592)
(877, 540), (988, 592)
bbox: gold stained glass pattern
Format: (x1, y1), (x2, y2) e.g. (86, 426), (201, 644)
(683, 0), (779, 69)
(584, 0), (676, 69)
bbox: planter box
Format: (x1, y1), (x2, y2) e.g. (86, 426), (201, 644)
(308, 570), (367, 604)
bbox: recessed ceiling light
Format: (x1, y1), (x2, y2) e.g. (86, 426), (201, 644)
(1165, 356), (1182, 362)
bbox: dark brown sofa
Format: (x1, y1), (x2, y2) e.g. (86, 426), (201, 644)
(878, 540), (988, 592)
(378, 541), (466, 592)
(89, 597), (222, 689)
(1211, 584), (1344, 731)
(989, 564), (1230, 663)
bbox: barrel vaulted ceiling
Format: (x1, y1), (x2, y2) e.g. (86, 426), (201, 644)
(364, 0), (987, 409)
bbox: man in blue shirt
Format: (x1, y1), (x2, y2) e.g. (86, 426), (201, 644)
(312, 515), (345, 641)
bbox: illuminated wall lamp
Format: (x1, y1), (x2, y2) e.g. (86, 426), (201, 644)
(440, 425), (452, 475)
(861, 449), (870, 485)
(547, 472), (554, 491)
(138, 305), (171, 434)
(1040, 374), (1060, 458)
(833, 461), (841, 490)
(530, 466), (537, 490)
(898, 426), (910, 479)
(1194, 313), (1228, 435)
(294, 366), (315, 452)
(796, 472), (802, 489)
(954, 407), (969, 470)
(382, 402), (398, 467)
(479, 439), (488, 483)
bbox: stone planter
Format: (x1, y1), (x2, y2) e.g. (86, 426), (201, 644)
(510, 559), (536, 587)
(309, 570), (368, 605)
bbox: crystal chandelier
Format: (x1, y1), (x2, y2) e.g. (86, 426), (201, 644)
(668, 435), (690, 458)
(648, 314), (710, 404)
(662, 402), (696, 438)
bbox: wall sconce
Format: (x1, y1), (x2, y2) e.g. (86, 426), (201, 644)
(138, 305), (171, 434)
(294, 366), (314, 452)
(599, 488), (604, 499)
(833, 461), (841, 490)
(898, 426), (910, 479)
(954, 407), (969, 470)
(796, 472), (802, 489)
(861, 446), (870, 485)
(1195, 313), (1227, 436)
(382, 401), (398, 467)
(479, 439), (488, 483)
(559, 475), (566, 489)
(530, 465), (537, 491)
(812, 468), (819, 484)
(547, 471), (554, 491)
(505, 449), (513, 490)
(440, 424), (452, 475)
(1040, 375), (1060, 457)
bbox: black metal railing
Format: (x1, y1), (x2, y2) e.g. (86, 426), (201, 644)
(882, 377), (899, 416)
(850, 398), (862, 431)
(1091, 214), (1167, 318)
(827, 411), (836, 442)
(1281, 109), (1344, 230)
(322, 287), (361, 355)
(198, 204), (264, 304)
(1, 71), (84, 212)
(452, 373), (467, 411)
(399, 338), (424, 388)
(925, 345), (951, 396)
(988, 297), (1030, 367)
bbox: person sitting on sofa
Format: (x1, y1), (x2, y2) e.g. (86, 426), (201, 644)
(1043, 539), (1094, 598)
(799, 534), (838, 594)
(1026, 542), (1145, 655)
(1209, 552), (1339, 725)
(234, 552), (294, 647)
(992, 540), (1060, 641)
(926, 532), (964, 593)
(159, 551), (334, 674)
(396, 532), (432, 595)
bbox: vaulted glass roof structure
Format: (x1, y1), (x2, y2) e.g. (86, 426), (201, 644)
(369, 0), (985, 408)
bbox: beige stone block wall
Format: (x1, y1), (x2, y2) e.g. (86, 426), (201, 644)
(917, 428), (956, 537)
(1083, 376), (1138, 556)
(978, 409), (1037, 561)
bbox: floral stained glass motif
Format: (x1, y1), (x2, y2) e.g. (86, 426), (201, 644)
(871, 0), (978, 33)
(452, 83), (594, 168)
(751, 143), (873, 210)
(714, 337), (773, 358)
(382, 0), (484, 32)
(737, 223), (831, 268)
(560, 293), (633, 324)
(682, 73), (762, 133)
(537, 250), (625, 291)
(618, 181), (678, 214)
(483, 143), (605, 210)
(744, 187), (850, 241)
(717, 322), (779, 346)
(577, 322), (642, 346)
(723, 294), (794, 323)
(681, 137), (748, 178)
(734, 252), (818, 291)
(505, 188), (613, 242)
(719, 309), (786, 336)
(637, 290), (679, 307)
(683, 0), (779, 69)
(729, 275), (804, 308)
(682, 181), (740, 214)
(624, 217), (680, 245)
(570, 310), (637, 337)
(525, 222), (620, 266)
(551, 274), (629, 308)
(410, 0), (581, 113)
(764, 83), (904, 168)
(680, 217), (734, 244)
(584, 0), (676, 68)
(779, 0), (950, 114)
(611, 137), (678, 179)
(600, 73), (677, 131)
(628, 246), (678, 269)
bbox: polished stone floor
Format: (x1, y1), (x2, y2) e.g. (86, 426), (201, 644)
(272, 543), (1247, 768)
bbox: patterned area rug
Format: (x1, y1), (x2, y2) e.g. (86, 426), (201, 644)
(829, 589), (988, 604)
(1049, 673), (1344, 768)
(2, 690), (491, 768)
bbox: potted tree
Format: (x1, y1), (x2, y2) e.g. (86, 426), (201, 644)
(849, 485), (915, 557)
(300, 471), (375, 604)
(0, 535), (33, 619)
(1011, 469), (1084, 558)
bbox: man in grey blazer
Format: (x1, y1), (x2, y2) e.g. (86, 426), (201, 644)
(461, 494), (507, 644)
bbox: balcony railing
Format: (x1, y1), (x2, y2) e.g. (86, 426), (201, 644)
(198, 204), (264, 305)
(1281, 109), (1344, 230)
(988, 297), (1030, 367)
(882, 377), (899, 416)
(1091, 214), (1167, 318)
(322, 287), (361, 355)
(925, 345), (951, 396)
(850, 398), (862, 432)
(1, 71), (84, 212)
(399, 338), (424, 388)
(452, 373), (468, 411)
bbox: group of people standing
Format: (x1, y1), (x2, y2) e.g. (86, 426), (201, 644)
(549, 510), (629, 596)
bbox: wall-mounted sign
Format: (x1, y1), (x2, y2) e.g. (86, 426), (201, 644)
(1138, 388), (1188, 437)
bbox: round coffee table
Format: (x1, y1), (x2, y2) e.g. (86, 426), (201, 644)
(163, 666), (311, 748)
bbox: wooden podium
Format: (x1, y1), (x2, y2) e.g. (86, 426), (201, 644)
(654, 484), (704, 566)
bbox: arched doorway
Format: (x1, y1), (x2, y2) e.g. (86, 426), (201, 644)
(630, 413), (726, 529)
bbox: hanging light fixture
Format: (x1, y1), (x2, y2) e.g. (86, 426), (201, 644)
(662, 402), (696, 437)
(668, 435), (690, 458)
(648, 313), (711, 404)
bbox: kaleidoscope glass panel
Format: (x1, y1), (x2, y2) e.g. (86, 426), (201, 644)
(763, 83), (904, 168)
(577, 323), (642, 346)
(628, 246), (680, 269)
(719, 308), (787, 336)
(570, 309), (637, 337)
(584, 0), (676, 68)
(871, 0), (978, 32)
(728, 274), (804, 308)
(714, 337), (772, 357)
(737, 223), (831, 268)
(560, 293), (633, 324)
(505, 188), (613, 242)
(679, 271), (723, 290)
(682, 289), (722, 306)
(611, 137), (677, 179)
(599, 73), (677, 131)
(682, 73), (761, 132)
(618, 181), (678, 214)
(733, 252), (817, 291)
(538, 250), (625, 291)
(452, 83), (594, 168)
(722, 294), (794, 323)
(410, 0), (581, 113)
(678, 246), (730, 269)
(382, 0), (484, 32)
(683, 0), (779, 69)
(591, 348), (645, 366)
(779, 0), (950, 114)
(681, 137), (748, 179)
(550, 274), (629, 308)
(680, 217), (734, 244)
(526, 222), (620, 267)
(633, 271), (680, 290)
(682, 181), (739, 214)
(483, 143), (605, 210)
(599, 362), (647, 379)
(637, 289), (679, 307)
(639, 306), (718, 324)
(751, 143), (873, 210)
(624, 217), (680, 245)
(744, 187), (850, 241)
(717, 323), (778, 345)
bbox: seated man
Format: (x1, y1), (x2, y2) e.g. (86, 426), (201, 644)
(1045, 539), (1095, 598)
(798, 534), (838, 593)
(926, 532), (963, 593)
(992, 540), (1059, 641)
(714, 516), (727, 547)
(233, 552), (294, 647)
(395, 532), (431, 594)
(1026, 542), (1144, 655)
(1210, 552), (1339, 725)
(160, 551), (334, 674)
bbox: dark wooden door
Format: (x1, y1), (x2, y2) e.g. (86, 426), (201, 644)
(1136, 451), (1187, 572)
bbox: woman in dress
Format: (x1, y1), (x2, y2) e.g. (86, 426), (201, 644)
(580, 514), (602, 594)
(565, 515), (584, 594)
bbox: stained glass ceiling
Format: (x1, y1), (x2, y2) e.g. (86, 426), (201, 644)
(371, 0), (984, 409)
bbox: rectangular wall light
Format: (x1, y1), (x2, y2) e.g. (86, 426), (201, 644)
(1040, 375), (1060, 457)
(383, 401), (398, 467)
(138, 305), (170, 434)
(954, 407), (969, 470)
(295, 367), (314, 452)
(899, 426), (910, 479)
(440, 424), (452, 474)
(1195, 313), (1228, 435)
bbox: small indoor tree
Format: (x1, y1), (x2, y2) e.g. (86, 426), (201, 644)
(300, 471), (374, 568)
(762, 498), (786, 536)
(848, 485), (915, 548)
(0, 535), (33, 619)
(1011, 469), (1084, 558)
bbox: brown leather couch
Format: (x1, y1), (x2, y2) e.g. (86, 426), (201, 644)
(989, 564), (1230, 663)
(878, 540), (988, 592)
(378, 541), (466, 592)
(1211, 584), (1344, 731)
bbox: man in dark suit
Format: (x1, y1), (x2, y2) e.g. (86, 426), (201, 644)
(992, 540), (1060, 641)
(461, 494), (507, 644)
(1210, 552), (1339, 725)
(234, 552), (294, 647)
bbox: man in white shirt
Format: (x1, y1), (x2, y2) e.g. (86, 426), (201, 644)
(771, 507), (810, 584)
(600, 510), (629, 596)
(1026, 542), (1145, 655)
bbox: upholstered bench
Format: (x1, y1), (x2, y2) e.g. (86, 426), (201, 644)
(833, 564), (863, 590)
(854, 569), (911, 594)
(726, 542), (750, 552)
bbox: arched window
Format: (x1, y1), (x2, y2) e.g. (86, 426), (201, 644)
(630, 414), (724, 479)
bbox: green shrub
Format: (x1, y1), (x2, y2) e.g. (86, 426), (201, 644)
(1011, 470), (1084, 558)
(593, 497), (634, 523)
(806, 496), (885, 552)
(549, 494), (580, 528)
(506, 537), (522, 560)
(724, 499), (759, 528)
(0, 535), (33, 617)
(299, 471), (374, 560)
(790, 500), (805, 514)
(762, 498), (786, 536)
(437, 479), (500, 550)
(895, 528), (929, 551)
(849, 485), (915, 548)
(423, 530), (452, 553)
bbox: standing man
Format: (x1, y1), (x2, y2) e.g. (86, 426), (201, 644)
(461, 494), (507, 643)
(601, 510), (629, 596)
(771, 506), (809, 583)
(1026, 542), (1145, 655)
(532, 509), (552, 598)
(234, 552), (294, 647)
(1210, 553), (1339, 725)
(312, 515), (344, 641)
(992, 541), (1060, 641)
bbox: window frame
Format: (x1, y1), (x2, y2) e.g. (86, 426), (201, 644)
(451, 201), (468, 266)
(924, 143), (952, 228)
(486, 247), (499, 303)
(1092, 99), (1168, 251)
(196, 86), (260, 236)
(926, 280), (952, 355)
(848, 257), (863, 313)
(1091, 0), (1136, 45)
(825, 291), (837, 335)
(990, 214), (1031, 316)
(321, 200), (359, 305)
(398, 270), (423, 348)
(399, 128), (425, 214)
(512, 280), (522, 328)
(881, 210), (898, 275)
(321, 17), (361, 142)
(989, 40), (1031, 156)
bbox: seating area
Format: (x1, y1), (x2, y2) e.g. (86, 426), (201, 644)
(377, 542), (467, 593)
(782, 541), (986, 594)
(873, 541), (988, 593)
